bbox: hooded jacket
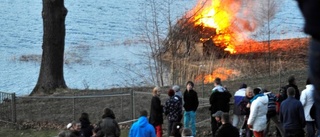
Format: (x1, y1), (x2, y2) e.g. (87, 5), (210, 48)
(300, 84), (315, 121)
(233, 88), (246, 115)
(98, 110), (120, 137)
(212, 85), (226, 93)
(247, 95), (268, 131)
(129, 116), (156, 137)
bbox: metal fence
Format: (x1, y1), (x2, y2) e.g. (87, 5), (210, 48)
(0, 91), (16, 124)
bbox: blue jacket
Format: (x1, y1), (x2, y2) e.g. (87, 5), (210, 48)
(129, 116), (156, 137)
(280, 97), (306, 130)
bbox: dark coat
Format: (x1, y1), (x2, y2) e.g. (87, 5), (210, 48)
(80, 118), (94, 137)
(280, 97), (306, 130)
(279, 84), (300, 101)
(183, 89), (199, 112)
(149, 96), (163, 126)
(165, 96), (182, 122)
(209, 91), (232, 114)
(215, 123), (239, 137)
(98, 110), (120, 137)
(238, 96), (253, 116)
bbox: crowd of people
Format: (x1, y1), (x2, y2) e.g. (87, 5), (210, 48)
(57, 75), (316, 137)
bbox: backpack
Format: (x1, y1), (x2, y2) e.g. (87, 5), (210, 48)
(266, 93), (277, 117)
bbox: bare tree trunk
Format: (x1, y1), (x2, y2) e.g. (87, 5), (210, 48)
(31, 0), (68, 95)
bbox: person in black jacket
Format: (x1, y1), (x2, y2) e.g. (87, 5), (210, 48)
(149, 86), (164, 137)
(209, 78), (231, 136)
(278, 75), (300, 101)
(215, 113), (239, 137)
(79, 112), (94, 137)
(280, 87), (306, 137)
(97, 108), (120, 137)
(183, 81), (199, 136)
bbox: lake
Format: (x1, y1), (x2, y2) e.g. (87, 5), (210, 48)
(0, 0), (305, 96)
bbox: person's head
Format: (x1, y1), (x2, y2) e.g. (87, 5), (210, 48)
(79, 112), (90, 122)
(186, 81), (194, 91)
(172, 85), (180, 92)
(168, 89), (175, 97)
(181, 128), (193, 137)
(70, 121), (81, 131)
(287, 87), (296, 97)
(152, 86), (161, 97)
(239, 83), (247, 89)
(221, 113), (230, 124)
(102, 108), (115, 119)
(253, 87), (262, 96)
(212, 110), (223, 122)
(140, 110), (148, 117)
(306, 78), (311, 85)
(245, 87), (253, 98)
(288, 75), (296, 85)
(214, 77), (222, 86)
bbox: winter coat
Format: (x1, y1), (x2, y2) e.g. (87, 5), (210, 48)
(98, 110), (120, 137)
(280, 97), (306, 130)
(80, 118), (94, 137)
(279, 84), (300, 101)
(212, 85), (226, 93)
(183, 89), (199, 112)
(247, 95), (268, 132)
(209, 90), (232, 114)
(300, 84), (315, 121)
(214, 123), (239, 137)
(164, 96), (182, 122)
(129, 116), (156, 137)
(233, 88), (246, 115)
(149, 96), (163, 126)
(238, 96), (253, 116)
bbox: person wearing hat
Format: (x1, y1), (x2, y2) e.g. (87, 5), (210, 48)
(209, 77), (232, 136)
(183, 81), (199, 136)
(212, 110), (224, 130)
(165, 89), (182, 137)
(129, 110), (156, 137)
(232, 83), (247, 129)
(172, 85), (183, 122)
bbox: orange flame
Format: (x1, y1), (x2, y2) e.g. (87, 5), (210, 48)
(186, 0), (244, 54)
(195, 67), (239, 83)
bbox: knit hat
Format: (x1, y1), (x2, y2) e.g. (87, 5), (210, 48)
(172, 85), (180, 92)
(186, 81), (194, 87)
(212, 110), (224, 117)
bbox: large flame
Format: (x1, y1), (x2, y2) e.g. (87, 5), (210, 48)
(186, 0), (246, 54)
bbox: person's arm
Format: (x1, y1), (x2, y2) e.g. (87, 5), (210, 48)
(247, 101), (258, 127)
(195, 91), (199, 111)
(114, 120), (121, 137)
(298, 102), (306, 127)
(300, 90), (306, 107)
